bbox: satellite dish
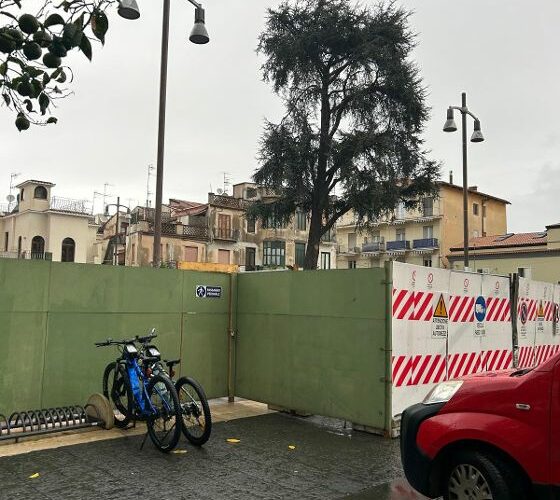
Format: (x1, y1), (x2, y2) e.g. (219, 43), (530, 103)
(217, 188), (223, 195)
(6, 195), (15, 203)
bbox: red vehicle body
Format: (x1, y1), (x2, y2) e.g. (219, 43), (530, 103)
(400, 353), (560, 499)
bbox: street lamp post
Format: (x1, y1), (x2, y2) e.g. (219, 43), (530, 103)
(443, 92), (485, 271)
(117, 0), (209, 267)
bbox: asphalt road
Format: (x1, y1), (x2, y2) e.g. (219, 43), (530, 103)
(0, 413), (426, 499)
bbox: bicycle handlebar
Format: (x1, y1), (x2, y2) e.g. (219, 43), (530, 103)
(94, 337), (136, 347)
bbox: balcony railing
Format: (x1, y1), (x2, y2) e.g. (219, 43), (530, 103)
(50, 197), (92, 215)
(130, 207), (172, 224)
(0, 251), (52, 260)
(183, 225), (210, 241)
(362, 241), (385, 253)
(214, 228), (240, 241)
(386, 240), (410, 251)
(208, 193), (250, 210)
(413, 238), (439, 249)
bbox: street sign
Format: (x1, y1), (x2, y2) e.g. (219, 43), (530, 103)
(195, 285), (222, 299)
(474, 296), (487, 337)
(431, 293), (449, 339)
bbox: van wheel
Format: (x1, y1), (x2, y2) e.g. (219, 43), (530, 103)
(442, 450), (525, 500)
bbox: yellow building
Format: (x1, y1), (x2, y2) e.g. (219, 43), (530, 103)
(448, 224), (560, 282)
(336, 179), (509, 269)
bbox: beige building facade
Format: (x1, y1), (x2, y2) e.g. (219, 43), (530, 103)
(336, 180), (509, 270)
(0, 180), (98, 264)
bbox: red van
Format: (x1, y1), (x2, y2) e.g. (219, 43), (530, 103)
(400, 353), (560, 499)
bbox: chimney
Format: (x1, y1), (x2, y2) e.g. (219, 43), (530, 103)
(469, 186), (478, 191)
(449, 171), (453, 184)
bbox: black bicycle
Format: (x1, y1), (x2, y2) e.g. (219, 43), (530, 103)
(135, 330), (212, 446)
(97, 337), (183, 452)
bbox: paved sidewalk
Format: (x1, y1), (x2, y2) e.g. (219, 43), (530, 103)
(0, 410), (426, 500)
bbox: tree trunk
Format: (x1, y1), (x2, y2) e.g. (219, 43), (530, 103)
(304, 200), (323, 270)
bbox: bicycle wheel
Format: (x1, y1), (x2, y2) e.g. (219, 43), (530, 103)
(102, 362), (133, 428)
(146, 374), (182, 452)
(175, 376), (212, 446)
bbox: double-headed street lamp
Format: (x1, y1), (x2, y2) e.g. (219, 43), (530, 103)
(443, 92), (485, 271)
(117, 0), (209, 267)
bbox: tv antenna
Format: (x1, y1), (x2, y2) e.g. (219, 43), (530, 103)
(146, 164), (154, 207)
(221, 172), (231, 195)
(8, 172), (20, 211)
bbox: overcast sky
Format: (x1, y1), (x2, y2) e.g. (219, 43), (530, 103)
(1, 0), (559, 232)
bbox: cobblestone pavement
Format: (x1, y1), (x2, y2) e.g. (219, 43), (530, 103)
(0, 413), (426, 500)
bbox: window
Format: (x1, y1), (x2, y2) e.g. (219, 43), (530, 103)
(20, 189), (24, 201)
(245, 247), (256, 271)
(4, 232), (8, 252)
(263, 240), (285, 267)
(295, 242), (305, 268)
(321, 252), (331, 270)
(31, 236), (45, 258)
(17, 236), (22, 256)
(61, 238), (75, 262)
(131, 243), (136, 264)
(347, 233), (357, 250)
(34, 186), (48, 199)
(348, 260), (357, 269)
(262, 215), (285, 229)
(217, 214), (232, 239)
(423, 226), (434, 239)
(473, 203), (479, 216)
(372, 231), (381, 243)
(396, 229), (406, 241)
(247, 217), (256, 233)
(422, 197), (434, 217)
(218, 249), (230, 264)
(184, 246), (198, 262)
(296, 210), (307, 231)
(423, 259), (432, 267)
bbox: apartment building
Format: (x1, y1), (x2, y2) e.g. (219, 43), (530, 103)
(336, 178), (509, 269)
(448, 223), (560, 282)
(0, 180), (98, 263)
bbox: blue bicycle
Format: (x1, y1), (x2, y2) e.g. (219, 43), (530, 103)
(96, 337), (182, 452)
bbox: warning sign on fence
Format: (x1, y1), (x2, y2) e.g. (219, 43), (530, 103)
(432, 293), (449, 339)
(537, 300), (545, 334)
(474, 296), (487, 337)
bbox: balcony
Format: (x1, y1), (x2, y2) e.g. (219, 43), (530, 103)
(413, 238), (439, 249)
(183, 225), (210, 241)
(130, 207), (172, 224)
(386, 240), (410, 251)
(362, 241), (384, 253)
(50, 197), (92, 215)
(0, 251), (52, 260)
(214, 228), (240, 241)
(208, 193), (250, 210)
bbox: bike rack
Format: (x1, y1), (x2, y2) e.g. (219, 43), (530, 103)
(0, 394), (114, 443)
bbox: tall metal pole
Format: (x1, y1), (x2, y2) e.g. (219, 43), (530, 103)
(153, 0), (171, 267)
(114, 196), (120, 266)
(461, 92), (469, 271)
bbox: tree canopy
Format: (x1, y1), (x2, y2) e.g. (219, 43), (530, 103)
(249, 0), (440, 269)
(0, 0), (116, 130)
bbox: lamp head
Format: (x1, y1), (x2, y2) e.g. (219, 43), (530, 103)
(443, 108), (457, 132)
(471, 119), (485, 143)
(189, 7), (209, 44)
(118, 0), (140, 19)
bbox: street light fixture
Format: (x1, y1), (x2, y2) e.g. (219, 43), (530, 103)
(118, 0), (209, 267)
(443, 92), (485, 271)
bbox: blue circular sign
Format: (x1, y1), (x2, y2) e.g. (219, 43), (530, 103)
(475, 296), (487, 322)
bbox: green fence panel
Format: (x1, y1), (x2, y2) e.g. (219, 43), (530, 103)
(180, 272), (231, 399)
(0, 312), (47, 411)
(0, 259), (50, 313)
(235, 269), (388, 430)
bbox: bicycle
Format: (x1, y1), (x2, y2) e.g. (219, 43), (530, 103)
(135, 330), (212, 446)
(96, 337), (183, 452)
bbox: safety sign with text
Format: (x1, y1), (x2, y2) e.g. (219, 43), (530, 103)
(536, 301), (545, 335)
(195, 285), (222, 299)
(431, 293), (449, 339)
(474, 296), (487, 337)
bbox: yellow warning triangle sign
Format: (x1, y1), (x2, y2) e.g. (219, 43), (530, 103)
(538, 301), (545, 318)
(433, 294), (448, 319)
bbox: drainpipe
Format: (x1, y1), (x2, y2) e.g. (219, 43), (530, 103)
(384, 260), (393, 437)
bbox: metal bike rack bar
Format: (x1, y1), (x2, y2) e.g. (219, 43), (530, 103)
(0, 401), (109, 443)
